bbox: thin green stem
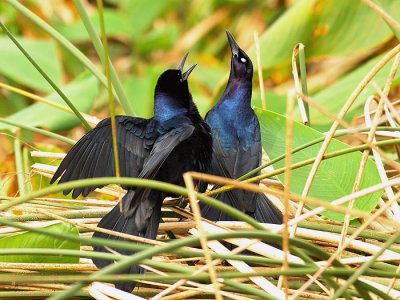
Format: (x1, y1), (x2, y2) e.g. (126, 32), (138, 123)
(0, 21), (91, 131)
(0, 118), (75, 145)
(333, 232), (400, 298)
(246, 137), (400, 186)
(0, 177), (266, 231)
(22, 147), (31, 194)
(73, 0), (134, 115)
(4, 0), (126, 110)
(298, 44), (309, 123)
(13, 131), (25, 196)
(239, 126), (400, 180)
(97, 0), (120, 178)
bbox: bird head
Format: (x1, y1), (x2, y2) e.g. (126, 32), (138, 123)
(226, 30), (253, 81)
(155, 52), (196, 100)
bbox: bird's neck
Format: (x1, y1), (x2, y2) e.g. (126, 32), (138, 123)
(220, 78), (252, 107)
(154, 93), (187, 122)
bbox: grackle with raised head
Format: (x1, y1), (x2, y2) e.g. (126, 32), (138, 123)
(200, 31), (282, 226)
(51, 54), (212, 292)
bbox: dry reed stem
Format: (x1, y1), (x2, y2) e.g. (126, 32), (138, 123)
(190, 228), (285, 299)
(254, 31), (266, 110)
(171, 206), (304, 265)
(365, 96), (400, 221)
(0, 81), (100, 126)
(89, 282), (143, 300)
(362, 0), (400, 33)
(151, 235), (257, 300)
(279, 90), (295, 296)
(292, 43), (400, 237)
(36, 209), (163, 246)
(137, 266), (238, 299)
(185, 172), (400, 230)
(182, 173), (223, 300)
(291, 192), (400, 298)
(0, 263), (95, 271)
(292, 44), (309, 125)
(30, 151), (66, 159)
(337, 84), (389, 262)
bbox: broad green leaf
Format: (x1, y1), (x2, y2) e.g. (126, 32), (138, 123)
(122, 0), (174, 38)
(2, 74), (98, 131)
(136, 25), (180, 53)
(0, 37), (62, 92)
(249, 0), (314, 76)
(251, 0), (399, 74)
(0, 222), (80, 263)
(55, 9), (132, 42)
(256, 108), (382, 221)
(252, 91), (286, 116)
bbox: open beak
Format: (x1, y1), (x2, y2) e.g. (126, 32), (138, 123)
(226, 30), (239, 57)
(182, 64), (196, 80)
(177, 52), (196, 81)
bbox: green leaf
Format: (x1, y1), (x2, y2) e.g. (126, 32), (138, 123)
(55, 9), (132, 42)
(2, 74), (99, 131)
(122, 0), (174, 38)
(0, 222), (80, 263)
(256, 108), (382, 221)
(251, 0), (399, 74)
(0, 36), (62, 92)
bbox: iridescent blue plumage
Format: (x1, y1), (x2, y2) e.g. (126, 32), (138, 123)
(201, 31), (282, 225)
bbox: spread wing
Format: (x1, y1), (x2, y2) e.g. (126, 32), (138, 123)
(51, 116), (158, 198)
(121, 124), (195, 216)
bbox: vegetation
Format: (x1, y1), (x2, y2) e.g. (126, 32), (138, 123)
(0, 0), (399, 299)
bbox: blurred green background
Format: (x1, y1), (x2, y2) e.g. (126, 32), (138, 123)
(0, 0), (399, 195)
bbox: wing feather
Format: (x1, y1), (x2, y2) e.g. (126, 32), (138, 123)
(51, 116), (157, 197)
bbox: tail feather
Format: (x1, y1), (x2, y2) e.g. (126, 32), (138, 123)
(200, 189), (237, 222)
(253, 193), (283, 225)
(201, 188), (282, 225)
(92, 191), (162, 292)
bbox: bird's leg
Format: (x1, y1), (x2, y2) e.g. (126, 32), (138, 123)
(177, 197), (188, 209)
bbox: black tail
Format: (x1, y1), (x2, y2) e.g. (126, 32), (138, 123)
(200, 189), (238, 222)
(253, 193), (282, 225)
(201, 190), (282, 253)
(92, 190), (162, 292)
(201, 189), (282, 224)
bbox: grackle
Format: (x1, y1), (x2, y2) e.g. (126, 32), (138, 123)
(200, 31), (282, 227)
(51, 54), (212, 292)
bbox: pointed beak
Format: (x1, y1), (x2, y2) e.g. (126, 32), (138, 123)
(177, 52), (189, 72)
(182, 64), (196, 81)
(178, 52), (196, 81)
(226, 30), (239, 57)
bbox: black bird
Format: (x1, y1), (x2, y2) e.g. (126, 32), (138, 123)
(51, 54), (212, 292)
(200, 31), (282, 226)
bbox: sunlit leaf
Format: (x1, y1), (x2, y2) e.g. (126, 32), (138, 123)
(256, 108), (382, 221)
(0, 222), (80, 263)
(0, 37), (62, 92)
(2, 74), (99, 131)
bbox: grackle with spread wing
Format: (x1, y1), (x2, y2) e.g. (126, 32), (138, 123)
(200, 31), (282, 226)
(51, 54), (212, 292)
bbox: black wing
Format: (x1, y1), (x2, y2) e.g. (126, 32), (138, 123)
(121, 124), (195, 217)
(208, 139), (261, 212)
(211, 137), (261, 180)
(51, 116), (158, 198)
